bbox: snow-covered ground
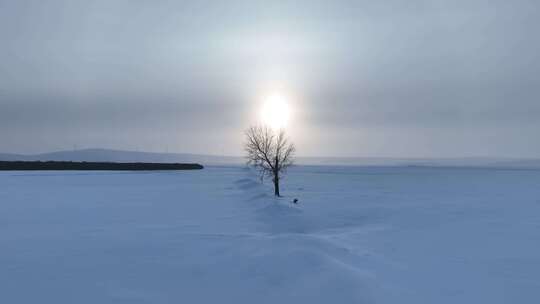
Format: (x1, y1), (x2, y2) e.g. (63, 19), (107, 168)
(1, 166), (539, 303)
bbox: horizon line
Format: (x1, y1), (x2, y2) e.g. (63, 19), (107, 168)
(1, 147), (540, 161)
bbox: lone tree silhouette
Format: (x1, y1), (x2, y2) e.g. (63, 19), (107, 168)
(245, 125), (295, 197)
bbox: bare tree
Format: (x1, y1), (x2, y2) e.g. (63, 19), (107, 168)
(245, 125), (295, 197)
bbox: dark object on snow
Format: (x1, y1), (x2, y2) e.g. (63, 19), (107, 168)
(0, 161), (204, 171)
(293, 198), (299, 204)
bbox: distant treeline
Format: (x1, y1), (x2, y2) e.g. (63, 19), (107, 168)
(0, 161), (204, 171)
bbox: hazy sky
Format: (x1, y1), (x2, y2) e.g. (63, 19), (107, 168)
(1, 0), (539, 157)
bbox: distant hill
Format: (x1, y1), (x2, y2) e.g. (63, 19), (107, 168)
(0, 153), (26, 161)
(0, 149), (243, 166)
(1, 149), (539, 169)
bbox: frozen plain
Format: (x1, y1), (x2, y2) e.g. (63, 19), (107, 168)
(1, 165), (540, 303)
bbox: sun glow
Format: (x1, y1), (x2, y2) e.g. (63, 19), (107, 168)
(260, 94), (291, 130)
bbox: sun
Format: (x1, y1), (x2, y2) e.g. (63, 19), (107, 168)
(260, 94), (291, 130)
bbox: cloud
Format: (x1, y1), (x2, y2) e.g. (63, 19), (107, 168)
(1, 0), (539, 156)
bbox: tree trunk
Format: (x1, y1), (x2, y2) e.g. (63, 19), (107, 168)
(274, 157), (280, 197)
(273, 176), (280, 197)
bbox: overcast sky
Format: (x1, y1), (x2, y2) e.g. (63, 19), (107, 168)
(1, 0), (539, 157)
